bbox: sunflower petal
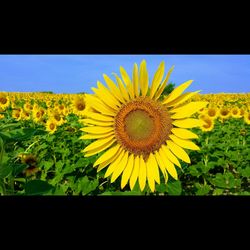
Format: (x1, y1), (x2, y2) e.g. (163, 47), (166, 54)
(154, 65), (175, 100)
(138, 156), (147, 191)
(161, 144), (181, 168)
(132, 63), (139, 97)
(172, 118), (204, 128)
(103, 74), (125, 104)
(80, 126), (114, 134)
(169, 135), (200, 150)
(93, 144), (120, 167)
(83, 139), (116, 157)
(139, 60), (149, 97)
(92, 82), (120, 109)
(80, 131), (114, 140)
(113, 73), (130, 102)
(81, 119), (114, 127)
(165, 91), (201, 107)
(150, 61), (165, 99)
(129, 155), (140, 190)
(154, 151), (168, 182)
(146, 154), (156, 192)
(163, 80), (193, 104)
(85, 94), (116, 116)
(121, 154), (134, 189)
(159, 148), (178, 180)
(83, 136), (115, 152)
(170, 102), (209, 119)
(97, 148), (122, 172)
(104, 149), (125, 178)
(171, 128), (198, 139)
(111, 151), (129, 183)
(167, 140), (191, 164)
(120, 66), (134, 99)
(86, 112), (114, 122)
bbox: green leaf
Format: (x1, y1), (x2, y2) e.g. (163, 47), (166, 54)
(41, 160), (54, 171)
(166, 181), (182, 195)
(78, 176), (99, 195)
(25, 180), (54, 195)
(195, 183), (211, 195)
(239, 167), (250, 178)
(213, 188), (224, 196)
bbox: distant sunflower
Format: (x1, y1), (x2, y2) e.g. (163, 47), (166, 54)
(244, 112), (250, 125)
(81, 60), (208, 192)
(200, 116), (214, 132)
(20, 154), (40, 177)
(206, 107), (218, 120)
(45, 119), (57, 134)
(73, 96), (86, 117)
(230, 107), (241, 118)
(0, 92), (10, 110)
(219, 107), (231, 120)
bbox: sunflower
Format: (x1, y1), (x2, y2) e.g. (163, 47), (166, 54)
(72, 96), (86, 117)
(206, 107), (218, 120)
(0, 92), (10, 110)
(244, 112), (250, 125)
(200, 116), (214, 132)
(45, 118), (58, 134)
(219, 107), (231, 120)
(230, 106), (241, 118)
(20, 154), (40, 177)
(80, 60), (207, 192)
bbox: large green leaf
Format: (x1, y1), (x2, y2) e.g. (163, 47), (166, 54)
(25, 180), (54, 195)
(166, 181), (182, 195)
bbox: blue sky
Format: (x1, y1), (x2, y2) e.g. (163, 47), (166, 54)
(0, 55), (249, 94)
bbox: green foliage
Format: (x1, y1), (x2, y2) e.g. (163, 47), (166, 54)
(0, 107), (249, 196)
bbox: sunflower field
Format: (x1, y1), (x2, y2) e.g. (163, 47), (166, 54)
(0, 61), (250, 196)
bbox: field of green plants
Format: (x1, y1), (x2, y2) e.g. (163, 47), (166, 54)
(0, 91), (249, 195)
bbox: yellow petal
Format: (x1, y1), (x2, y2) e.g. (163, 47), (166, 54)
(120, 66), (134, 99)
(172, 118), (204, 128)
(93, 144), (120, 167)
(163, 80), (193, 104)
(159, 148), (178, 180)
(113, 73), (130, 102)
(139, 60), (149, 97)
(165, 91), (201, 107)
(132, 63), (139, 97)
(80, 131), (114, 140)
(86, 112), (114, 122)
(97, 148), (122, 172)
(161, 144), (181, 168)
(83, 136), (115, 152)
(80, 126), (114, 134)
(154, 151), (168, 182)
(104, 149), (125, 178)
(85, 94), (117, 116)
(83, 138), (116, 157)
(138, 155), (147, 191)
(121, 154), (134, 189)
(129, 155), (140, 190)
(171, 128), (198, 139)
(145, 154), (156, 192)
(92, 82), (120, 110)
(81, 119), (114, 127)
(167, 140), (191, 164)
(169, 135), (200, 150)
(111, 151), (129, 183)
(149, 153), (160, 184)
(103, 74), (125, 104)
(154, 65), (175, 100)
(150, 61), (165, 99)
(170, 102), (209, 119)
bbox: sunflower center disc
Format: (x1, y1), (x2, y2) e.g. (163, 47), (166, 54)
(125, 110), (154, 140)
(115, 97), (172, 158)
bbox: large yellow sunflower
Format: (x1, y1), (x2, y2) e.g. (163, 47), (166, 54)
(81, 60), (208, 192)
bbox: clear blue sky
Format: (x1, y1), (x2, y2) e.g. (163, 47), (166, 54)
(0, 55), (249, 94)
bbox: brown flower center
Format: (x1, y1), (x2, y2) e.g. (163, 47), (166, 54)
(114, 97), (172, 159)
